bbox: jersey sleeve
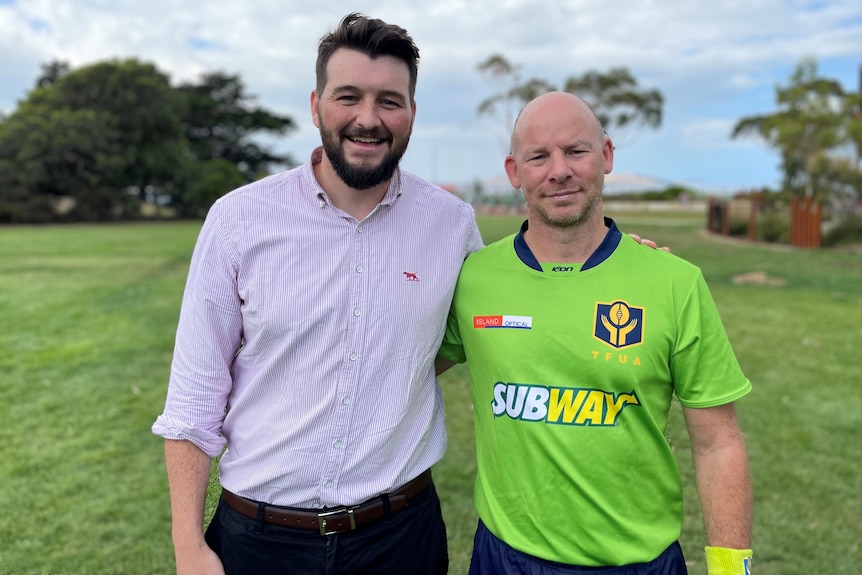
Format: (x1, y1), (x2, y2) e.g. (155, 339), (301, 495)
(671, 270), (751, 408)
(437, 303), (466, 364)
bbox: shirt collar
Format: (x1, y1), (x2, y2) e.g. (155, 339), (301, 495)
(513, 217), (622, 272)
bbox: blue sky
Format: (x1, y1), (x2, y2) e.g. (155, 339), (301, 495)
(1, 0), (860, 195)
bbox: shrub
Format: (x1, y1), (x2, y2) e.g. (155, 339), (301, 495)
(757, 211), (789, 243)
(822, 213), (862, 247)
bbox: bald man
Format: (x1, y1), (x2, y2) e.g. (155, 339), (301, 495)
(438, 92), (753, 575)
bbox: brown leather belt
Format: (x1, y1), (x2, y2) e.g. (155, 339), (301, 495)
(221, 469), (432, 536)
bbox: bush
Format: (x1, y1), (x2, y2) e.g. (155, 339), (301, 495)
(822, 213), (862, 247)
(727, 218), (749, 237)
(0, 197), (56, 223)
(757, 211), (789, 243)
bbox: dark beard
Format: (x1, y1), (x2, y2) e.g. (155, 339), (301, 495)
(321, 129), (408, 190)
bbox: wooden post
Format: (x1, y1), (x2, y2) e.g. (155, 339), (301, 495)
(790, 197), (798, 246)
(748, 194), (759, 241)
(790, 196), (821, 249)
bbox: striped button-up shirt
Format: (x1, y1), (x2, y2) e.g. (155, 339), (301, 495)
(153, 149), (483, 508)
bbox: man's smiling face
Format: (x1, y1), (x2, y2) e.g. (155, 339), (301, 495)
(313, 48), (415, 190)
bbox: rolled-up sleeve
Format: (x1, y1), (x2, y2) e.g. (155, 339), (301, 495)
(152, 202), (243, 457)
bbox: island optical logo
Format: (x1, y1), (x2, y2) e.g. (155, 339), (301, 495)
(491, 383), (640, 426)
(473, 315), (533, 330)
(594, 300), (644, 349)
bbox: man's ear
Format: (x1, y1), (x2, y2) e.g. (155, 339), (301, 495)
(504, 155), (520, 189)
(602, 136), (614, 174)
(310, 91), (320, 128)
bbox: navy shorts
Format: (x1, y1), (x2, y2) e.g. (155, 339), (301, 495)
(469, 519), (688, 575)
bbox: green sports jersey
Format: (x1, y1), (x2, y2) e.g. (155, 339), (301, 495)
(439, 219), (751, 566)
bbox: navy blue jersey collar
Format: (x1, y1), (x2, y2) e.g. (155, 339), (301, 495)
(513, 217), (622, 272)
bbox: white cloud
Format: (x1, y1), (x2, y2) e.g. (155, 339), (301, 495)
(680, 118), (750, 150)
(0, 0), (860, 188)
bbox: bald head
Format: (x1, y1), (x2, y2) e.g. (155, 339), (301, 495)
(510, 92), (606, 156)
(503, 89), (614, 231)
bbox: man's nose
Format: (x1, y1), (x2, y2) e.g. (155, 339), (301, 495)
(354, 98), (382, 129)
(548, 151), (572, 183)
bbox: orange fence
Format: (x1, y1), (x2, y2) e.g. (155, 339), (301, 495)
(708, 196), (821, 249)
(789, 197), (821, 248)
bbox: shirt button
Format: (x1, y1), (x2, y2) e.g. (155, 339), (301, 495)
(357, 225), (364, 233)
(348, 353), (357, 361)
(311, 502), (322, 509)
(342, 397), (350, 405)
(324, 481), (333, 488)
(356, 265), (364, 273)
(333, 440), (342, 449)
(353, 308), (361, 317)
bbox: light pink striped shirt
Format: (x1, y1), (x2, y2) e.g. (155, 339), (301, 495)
(153, 149), (482, 508)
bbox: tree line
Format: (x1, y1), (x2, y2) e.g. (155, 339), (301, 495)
(477, 55), (861, 242)
(0, 56), (859, 233)
(0, 59), (295, 223)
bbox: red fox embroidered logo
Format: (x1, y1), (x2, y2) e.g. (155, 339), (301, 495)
(403, 272), (419, 281)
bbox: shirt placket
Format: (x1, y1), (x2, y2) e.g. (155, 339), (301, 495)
(317, 219), (369, 507)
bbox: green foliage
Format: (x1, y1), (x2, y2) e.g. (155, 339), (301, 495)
(756, 210), (790, 243)
(175, 159), (247, 219)
(177, 72), (296, 182)
(731, 58), (862, 210)
(727, 217), (749, 237)
(0, 59), (189, 222)
(0, 60), (296, 223)
(562, 67), (663, 132)
(1, 216), (859, 574)
(607, 185), (701, 201)
(823, 212), (862, 246)
(476, 54), (663, 148)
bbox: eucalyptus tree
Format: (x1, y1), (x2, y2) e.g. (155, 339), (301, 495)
(732, 58), (861, 214)
(476, 54), (663, 150)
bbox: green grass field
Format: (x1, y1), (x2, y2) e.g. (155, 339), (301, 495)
(0, 211), (859, 574)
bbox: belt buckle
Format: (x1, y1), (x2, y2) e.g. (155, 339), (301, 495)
(317, 507), (355, 536)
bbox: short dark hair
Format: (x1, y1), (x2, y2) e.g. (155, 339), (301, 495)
(316, 13), (420, 101)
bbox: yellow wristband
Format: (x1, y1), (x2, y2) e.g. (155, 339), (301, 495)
(705, 546), (752, 575)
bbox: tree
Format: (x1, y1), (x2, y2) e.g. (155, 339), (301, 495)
(476, 54), (663, 150)
(0, 59), (298, 222)
(731, 58), (861, 215)
(476, 55), (555, 150)
(177, 72), (296, 182)
(174, 159), (246, 219)
(35, 60), (70, 88)
(0, 58), (191, 221)
(562, 67), (663, 144)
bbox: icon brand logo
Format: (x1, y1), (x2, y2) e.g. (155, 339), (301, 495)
(403, 272), (419, 281)
(594, 300), (644, 348)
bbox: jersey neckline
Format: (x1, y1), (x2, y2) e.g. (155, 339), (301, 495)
(513, 217), (622, 272)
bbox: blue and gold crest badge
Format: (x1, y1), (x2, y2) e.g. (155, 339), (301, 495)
(594, 301), (644, 348)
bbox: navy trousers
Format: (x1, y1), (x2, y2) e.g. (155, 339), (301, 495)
(205, 482), (448, 575)
(469, 520), (688, 575)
